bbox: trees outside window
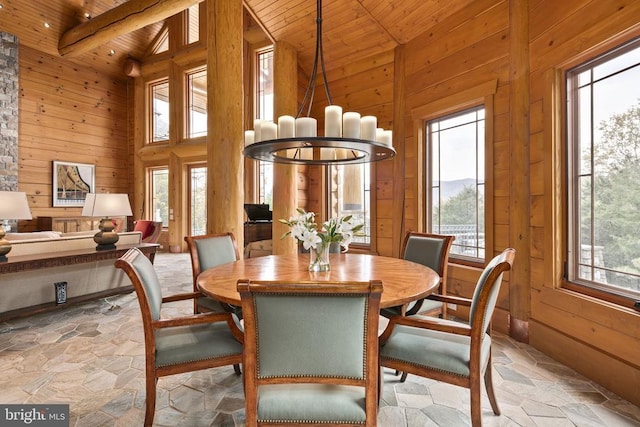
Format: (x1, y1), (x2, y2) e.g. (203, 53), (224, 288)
(150, 168), (169, 227)
(567, 37), (640, 299)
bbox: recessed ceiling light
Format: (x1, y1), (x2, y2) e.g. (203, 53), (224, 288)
(43, 22), (51, 28)
(0, 4), (4, 10)
(108, 49), (116, 56)
(84, 12), (91, 19)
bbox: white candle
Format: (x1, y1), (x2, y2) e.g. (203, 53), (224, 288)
(361, 116), (377, 141)
(244, 130), (254, 147)
(261, 121), (277, 141)
(375, 127), (385, 143)
(296, 117), (317, 137)
(343, 112), (361, 139)
(377, 129), (393, 146)
(278, 115), (295, 138)
(254, 119), (264, 142)
(325, 105), (342, 137)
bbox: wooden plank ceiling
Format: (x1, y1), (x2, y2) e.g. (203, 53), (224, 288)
(0, 0), (474, 79)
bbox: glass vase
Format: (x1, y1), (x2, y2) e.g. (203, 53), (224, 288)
(309, 242), (331, 272)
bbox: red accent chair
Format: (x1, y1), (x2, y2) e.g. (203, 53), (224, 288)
(133, 220), (163, 243)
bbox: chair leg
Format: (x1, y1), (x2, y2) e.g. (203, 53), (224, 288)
(400, 371), (408, 382)
(233, 364), (242, 375)
(469, 377), (482, 427)
(484, 364), (501, 415)
(144, 375), (157, 427)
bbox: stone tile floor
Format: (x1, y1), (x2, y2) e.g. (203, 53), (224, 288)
(0, 252), (639, 426)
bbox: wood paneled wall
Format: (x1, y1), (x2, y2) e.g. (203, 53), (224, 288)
(402, 0), (512, 329)
(18, 46), (130, 231)
(399, 0), (640, 406)
(528, 0), (640, 407)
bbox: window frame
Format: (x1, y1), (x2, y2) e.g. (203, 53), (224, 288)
(411, 79), (497, 267)
(425, 106), (486, 264)
(563, 36), (640, 306)
(147, 166), (169, 228)
(147, 78), (170, 144)
(253, 45), (274, 206)
(185, 66), (208, 140)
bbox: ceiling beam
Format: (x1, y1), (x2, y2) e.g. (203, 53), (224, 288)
(58, 0), (203, 58)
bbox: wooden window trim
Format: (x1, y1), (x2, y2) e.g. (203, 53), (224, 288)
(411, 79), (497, 267)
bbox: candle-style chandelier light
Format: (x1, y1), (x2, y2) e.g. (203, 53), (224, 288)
(242, 0), (396, 165)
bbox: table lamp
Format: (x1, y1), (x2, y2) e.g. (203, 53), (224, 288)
(0, 191), (33, 261)
(82, 193), (133, 250)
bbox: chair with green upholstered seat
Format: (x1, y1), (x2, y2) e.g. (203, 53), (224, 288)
(379, 248), (515, 427)
(185, 232), (241, 315)
(381, 231), (454, 319)
(115, 248), (244, 427)
(238, 279), (383, 427)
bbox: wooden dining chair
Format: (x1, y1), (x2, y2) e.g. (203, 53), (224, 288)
(184, 232), (241, 315)
(381, 231), (454, 319)
(115, 248), (244, 427)
(238, 279), (383, 426)
(379, 248), (515, 427)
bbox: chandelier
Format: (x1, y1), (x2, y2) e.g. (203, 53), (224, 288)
(242, 0), (396, 165)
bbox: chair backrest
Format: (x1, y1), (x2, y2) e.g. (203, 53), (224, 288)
(184, 233), (240, 287)
(115, 247), (164, 324)
(134, 220), (163, 243)
(238, 279), (383, 424)
(468, 248), (516, 336)
(402, 232), (454, 287)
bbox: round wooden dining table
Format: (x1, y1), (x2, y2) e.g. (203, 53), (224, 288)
(197, 253), (439, 309)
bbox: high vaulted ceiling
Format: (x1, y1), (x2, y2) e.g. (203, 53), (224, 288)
(0, 0), (475, 79)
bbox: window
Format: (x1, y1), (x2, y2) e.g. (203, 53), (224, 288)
(566, 37), (640, 300)
(256, 48), (273, 207)
(329, 163), (371, 245)
(150, 167), (169, 227)
(187, 4), (200, 44)
(187, 68), (207, 138)
(189, 165), (207, 235)
(426, 107), (485, 261)
(150, 80), (169, 142)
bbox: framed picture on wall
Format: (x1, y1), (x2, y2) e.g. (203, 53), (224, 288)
(52, 161), (95, 207)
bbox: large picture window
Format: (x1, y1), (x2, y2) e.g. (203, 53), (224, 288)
(426, 107), (485, 261)
(566, 37), (640, 300)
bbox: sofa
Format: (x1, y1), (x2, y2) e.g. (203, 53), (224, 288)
(0, 231), (144, 318)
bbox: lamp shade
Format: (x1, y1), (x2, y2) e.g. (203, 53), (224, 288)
(82, 193), (133, 217)
(0, 191), (32, 220)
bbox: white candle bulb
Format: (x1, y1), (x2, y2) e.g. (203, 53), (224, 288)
(261, 121), (277, 141)
(244, 130), (254, 147)
(325, 105), (342, 137)
(254, 119), (264, 142)
(278, 115), (296, 138)
(343, 112), (361, 139)
(296, 117), (317, 137)
(361, 116), (377, 141)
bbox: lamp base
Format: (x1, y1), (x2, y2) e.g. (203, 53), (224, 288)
(93, 217), (119, 250)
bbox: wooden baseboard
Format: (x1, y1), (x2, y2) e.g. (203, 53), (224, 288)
(0, 286), (134, 323)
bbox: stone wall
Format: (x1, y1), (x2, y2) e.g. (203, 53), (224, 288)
(0, 32), (19, 191)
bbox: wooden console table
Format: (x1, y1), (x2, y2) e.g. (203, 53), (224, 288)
(0, 243), (158, 321)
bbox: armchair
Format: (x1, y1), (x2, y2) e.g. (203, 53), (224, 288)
(184, 232), (241, 315)
(379, 248), (515, 427)
(381, 232), (454, 318)
(238, 279), (383, 426)
(115, 248), (243, 427)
